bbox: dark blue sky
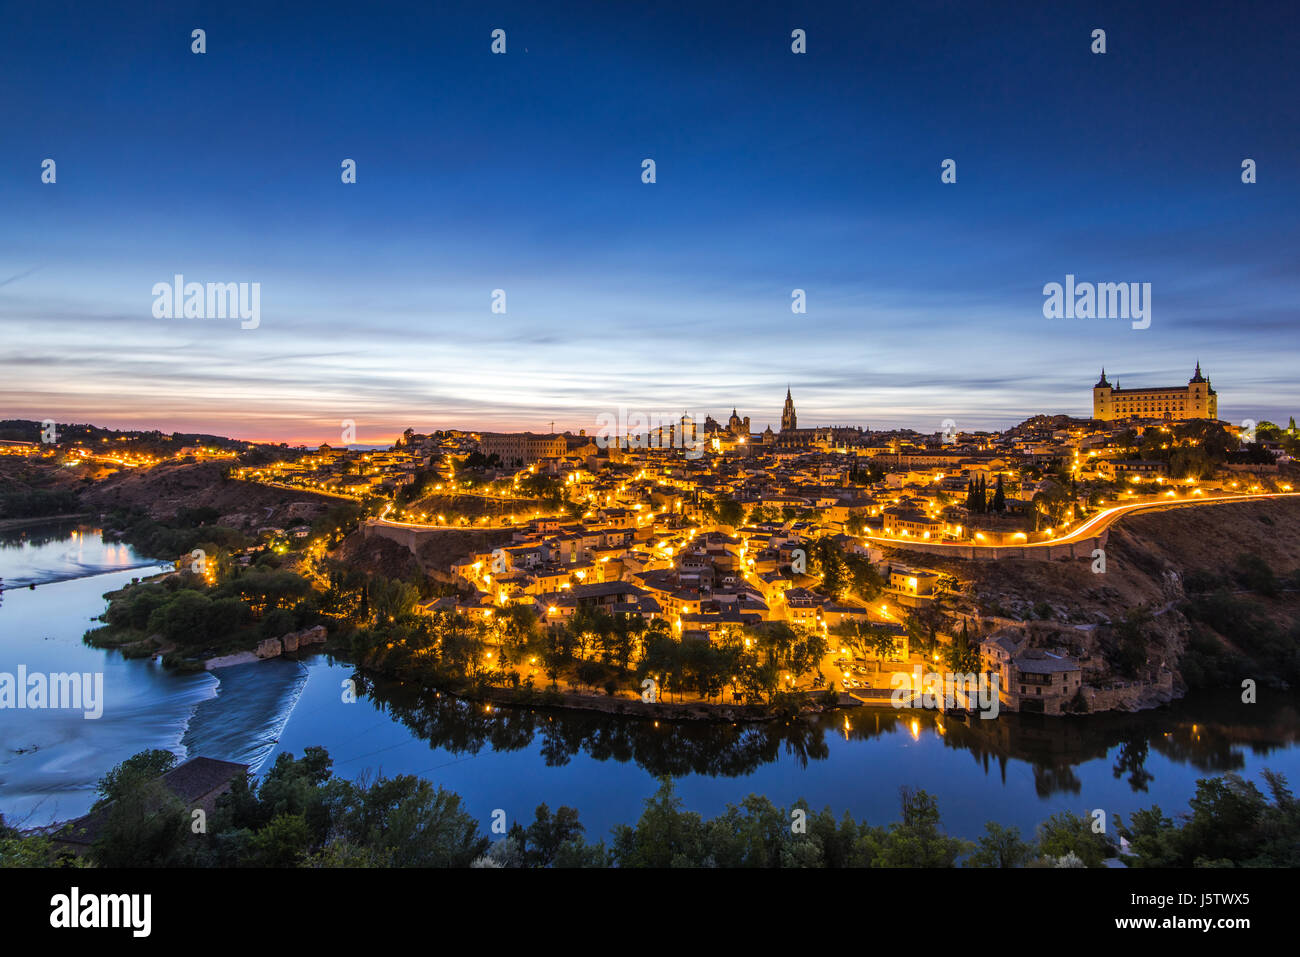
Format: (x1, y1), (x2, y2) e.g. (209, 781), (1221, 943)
(2, 0), (1297, 441)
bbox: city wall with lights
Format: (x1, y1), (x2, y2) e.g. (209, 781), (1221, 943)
(872, 529), (1110, 562)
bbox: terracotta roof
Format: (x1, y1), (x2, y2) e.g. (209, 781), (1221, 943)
(53, 757), (248, 847)
(161, 757), (249, 804)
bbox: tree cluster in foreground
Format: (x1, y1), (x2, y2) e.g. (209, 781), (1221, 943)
(1, 748), (1296, 869)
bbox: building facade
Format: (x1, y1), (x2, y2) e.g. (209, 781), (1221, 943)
(477, 432), (568, 466)
(1092, 363), (1217, 421)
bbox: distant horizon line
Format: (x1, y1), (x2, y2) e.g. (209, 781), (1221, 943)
(17, 408), (1134, 449)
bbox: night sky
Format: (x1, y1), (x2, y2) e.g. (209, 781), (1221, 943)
(2, 0), (1297, 442)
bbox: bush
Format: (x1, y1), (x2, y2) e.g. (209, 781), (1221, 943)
(1182, 568), (1223, 594)
(1233, 553), (1278, 597)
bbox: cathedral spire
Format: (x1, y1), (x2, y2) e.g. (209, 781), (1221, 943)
(781, 387), (797, 432)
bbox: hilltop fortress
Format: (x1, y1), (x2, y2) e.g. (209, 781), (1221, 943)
(1092, 362), (1218, 422)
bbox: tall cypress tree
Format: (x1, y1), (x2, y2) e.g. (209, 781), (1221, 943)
(993, 474), (1005, 513)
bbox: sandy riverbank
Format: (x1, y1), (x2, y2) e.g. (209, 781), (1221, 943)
(205, 651), (261, 670)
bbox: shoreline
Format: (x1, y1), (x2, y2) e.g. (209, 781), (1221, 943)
(205, 651), (262, 670)
(0, 561), (171, 593)
(0, 512), (93, 531)
(351, 654), (1182, 723)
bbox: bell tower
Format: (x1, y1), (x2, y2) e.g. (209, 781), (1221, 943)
(780, 387), (797, 432)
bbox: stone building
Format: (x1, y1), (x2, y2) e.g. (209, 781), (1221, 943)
(1092, 363), (1218, 421)
(980, 636), (1083, 714)
(477, 431), (568, 465)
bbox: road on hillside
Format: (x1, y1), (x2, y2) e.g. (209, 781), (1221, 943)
(866, 490), (1300, 552)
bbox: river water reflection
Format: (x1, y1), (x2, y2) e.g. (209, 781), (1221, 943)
(262, 663), (1298, 840)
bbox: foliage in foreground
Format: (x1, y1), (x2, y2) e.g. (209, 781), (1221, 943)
(3, 748), (1296, 869)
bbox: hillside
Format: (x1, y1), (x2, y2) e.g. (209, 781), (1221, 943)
(80, 461), (339, 531)
(907, 498), (1300, 703)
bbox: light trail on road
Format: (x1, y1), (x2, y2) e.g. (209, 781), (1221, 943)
(865, 491), (1300, 551)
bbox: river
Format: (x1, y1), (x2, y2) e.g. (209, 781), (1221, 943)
(2, 522), (1297, 843)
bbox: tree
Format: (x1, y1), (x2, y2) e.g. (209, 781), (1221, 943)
(146, 590), (216, 644)
(517, 472), (561, 501)
(1176, 773), (1273, 866)
(1109, 606), (1152, 679)
(521, 803), (587, 867)
(879, 787), (971, 867)
(1119, 806), (1182, 867)
(0, 814), (73, 868)
(334, 775), (489, 867)
(703, 794), (806, 868)
(1233, 553), (1278, 597)
(472, 835), (526, 869)
(1034, 810), (1114, 867)
(845, 554), (884, 600)
(369, 576), (421, 624)
(640, 631), (684, 701)
(944, 619), (980, 674)
(910, 594), (949, 660)
(244, 813), (313, 867)
(87, 753), (191, 868)
(611, 777), (707, 867)
(710, 497), (745, 527)
(992, 474), (1006, 513)
(965, 821), (1033, 868)
(94, 749), (179, 807)
(808, 537), (849, 597)
(244, 747), (337, 844)
(1031, 480), (1070, 529)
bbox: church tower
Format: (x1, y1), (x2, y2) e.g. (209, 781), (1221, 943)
(780, 387), (797, 432)
(1092, 368), (1112, 420)
(727, 408), (749, 438)
(1188, 361), (1216, 419)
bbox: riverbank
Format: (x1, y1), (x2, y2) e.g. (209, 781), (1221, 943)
(87, 566), (326, 675)
(205, 651), (260, 669)
(463, 681), (836, 722)
(0, 512), (91, 531)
